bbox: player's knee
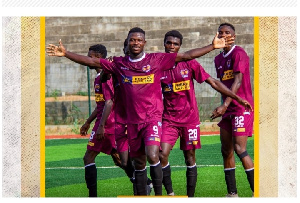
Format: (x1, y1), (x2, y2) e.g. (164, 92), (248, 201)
(221, 147), (234, 158)
(147, 153), (159, 164)
(185, 156), (196, 166)
(236, 150), (248, 160)
(234, 143), (246, 155)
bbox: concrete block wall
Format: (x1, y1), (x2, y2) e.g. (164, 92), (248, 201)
(45, 17), (253, 122)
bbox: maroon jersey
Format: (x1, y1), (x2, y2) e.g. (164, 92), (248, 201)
(214, 45), (254, 116)
(161, 59), (210, 126)
(100, 53), (177, 124)
(94, 73), (115, 134)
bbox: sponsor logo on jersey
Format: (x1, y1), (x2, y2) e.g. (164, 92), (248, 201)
(244, 111), (250, 115)
(221, 70), (234, 81)
(192, 141), (198, 145)
(158, 122), (162, 127)
(95, 93), (105, 102)
(162, 84), (173, 93)
(122, 74), (154, 84)
(173, 80), (190, 92)
(227, 59), (231, 68)
(121, 66), (129, 70)
(180, 69), (189, 78)
(88, 141), (95, 146)
(142, 65), (151, 72)
(234, 127), (246, 132)
(186, 141), (198, 145)
(122, 76), (132, 83)
(148, 137), (160, 142)
(95, 84), (101, 91)
(218, 66), (223, 69)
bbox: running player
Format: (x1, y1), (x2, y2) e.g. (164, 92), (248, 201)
(211, 23), (254, 197)
(159, 30), (254, 197)
(47, 27), (252, 196)
(79, 44), (122, 197)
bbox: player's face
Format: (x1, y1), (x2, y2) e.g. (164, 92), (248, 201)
(128, 32), (146, 55)
(164, 36), (181, 53)
(87, 50), (102, 69)
(218, 25), (236, 39)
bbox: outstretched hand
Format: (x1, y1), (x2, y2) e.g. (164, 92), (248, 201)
(46, 39), (66, 57)
(212, 32), (235, 49)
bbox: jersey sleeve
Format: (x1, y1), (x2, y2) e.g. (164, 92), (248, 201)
(190, 60), (211, 83)
(100, 58), (116, 74)
(232, 50), (249, 74)
(102, 77), (114, 101)
(158, 53), (177, 71)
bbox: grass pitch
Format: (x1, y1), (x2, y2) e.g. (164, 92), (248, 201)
(45, 135), (254, 197)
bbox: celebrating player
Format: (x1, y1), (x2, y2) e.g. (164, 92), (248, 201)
(159, 30), (254, 197)
(211, 23), (254, 197)
(47, 27), (252, 196)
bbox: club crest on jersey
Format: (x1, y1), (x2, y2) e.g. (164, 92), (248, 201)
(227, 59), (231, 68)
(180, 69), (189, 78)
(142, 65), (151, 72)
(95, 93), (105, 102)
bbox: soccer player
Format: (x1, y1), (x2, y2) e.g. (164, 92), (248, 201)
(79, 44), (122, 197)
(47, 27), (252, 196)
(159, 30), (254, 197)
(113, 39), (153, 195)
(211, 23), (254, 197)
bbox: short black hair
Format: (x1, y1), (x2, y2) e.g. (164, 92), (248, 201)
(123, 38), (128, 48)
(89, 44), (107, 58)
(164, 30), (183, 45)
(128, 27), (145, 36)
(219, 23), (235, 32)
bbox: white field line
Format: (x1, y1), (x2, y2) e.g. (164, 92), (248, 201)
(45, 164), (244, 170)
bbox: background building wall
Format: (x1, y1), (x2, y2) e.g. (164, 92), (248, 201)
(45, 17), (254, 123)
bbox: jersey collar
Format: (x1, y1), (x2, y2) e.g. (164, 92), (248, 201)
(129, 52), (146, 62)
(223, 45), (236, 58)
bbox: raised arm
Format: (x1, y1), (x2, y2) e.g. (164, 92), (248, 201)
(175, 33), (234, 62)
(47, 39), (102, 68)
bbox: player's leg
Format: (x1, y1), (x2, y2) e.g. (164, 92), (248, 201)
(220, 127), (238, 197)
(144, 121), (163, 196)
(183, 149), (197, 197)
(159, 142), (174, 195)
(127, 123), (149, 196)
(146, 144), (162, 196)
(233, 136), (254, 193)
(132, 155), (148, 195)
(232, 112), (254, 194)
(83, 149), (100, 197)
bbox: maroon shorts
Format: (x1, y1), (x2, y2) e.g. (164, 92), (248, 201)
(87, 120), (116, 154)
(127, 121), (162, 157)
(218, 111), (254, 137)
(161, 121), (201, 150)
(115, 122), (129, 153)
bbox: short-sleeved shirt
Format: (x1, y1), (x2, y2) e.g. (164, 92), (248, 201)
(94, 73), (115, 134)
(161, 59), (210, 126)
(214, 45), (254, 117)
(100, 52), (177, 124)
(113, 77), (126, 124)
